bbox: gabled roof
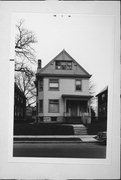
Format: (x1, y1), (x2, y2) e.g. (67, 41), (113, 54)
(37, 49), (91, 78)
(96, 86), (108, 97)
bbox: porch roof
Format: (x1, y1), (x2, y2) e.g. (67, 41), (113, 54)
(62, 94), (93, 100)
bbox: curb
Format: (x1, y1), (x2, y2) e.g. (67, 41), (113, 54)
(13, 136), (99, 143)
(14, 140), (83, 143)
(14, 140), (98, 143)
(14, 135), (96, 138)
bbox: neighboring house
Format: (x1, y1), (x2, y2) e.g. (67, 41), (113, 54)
(26, 106), (36, 122)
(14, 83), (26, 121)
(96, 86), (108, 121)
(36, 49), (92, 124)
(32, 106), (36, 121)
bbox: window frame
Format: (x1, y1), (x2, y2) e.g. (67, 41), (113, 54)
(55, 60), (72, 70)
(102, 93), (106, 101)
(49, 78), (59, 91)
(55, 61), (61, 70)
(39, 99), (43, 113)
(48, 99), (59, 113)
(75, 79), (82, 91)
(66, 61), (72, 70)
(39, 78), (43, 91)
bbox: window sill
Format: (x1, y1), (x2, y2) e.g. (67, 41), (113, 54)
(48, 111), (59, 113)
(49, 89), (59, 91)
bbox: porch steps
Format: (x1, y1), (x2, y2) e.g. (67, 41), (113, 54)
(73, 124), (88, 135)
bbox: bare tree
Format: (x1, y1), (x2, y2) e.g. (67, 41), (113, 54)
(89, 79), (95, 95)
(15, 19), (37, 106)
(15, 19), (37, 72)
(89, 79), (97, 116)
(15, 70), (36, 106)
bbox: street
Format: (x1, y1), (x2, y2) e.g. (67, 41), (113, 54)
(13, 142), (106, 158)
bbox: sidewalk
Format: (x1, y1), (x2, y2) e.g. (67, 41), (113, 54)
(14, 135), (98, 143)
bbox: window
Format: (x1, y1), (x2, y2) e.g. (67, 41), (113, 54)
(39, 79), (43, 91)
(55, 61), (72, 70)
(39, 100), (43, 113)
(67, 62), (72, 70)
(49, 79), (59, 90)
(55, 61), (61, 69)
(61, 61), (66, 70)
(102, 93), (105, 101)
(51, 117), (57, 121)
(49, 100), (59, 113)
(75, 79), (82, 91)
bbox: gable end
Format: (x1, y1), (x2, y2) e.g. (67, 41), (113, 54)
(37, 49), (91, 78)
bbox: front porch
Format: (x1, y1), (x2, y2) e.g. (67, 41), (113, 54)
(62, 94), (92, 124)
(37, 94), (92, 124)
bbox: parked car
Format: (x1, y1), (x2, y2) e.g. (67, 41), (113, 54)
(95, 131), (107, 144)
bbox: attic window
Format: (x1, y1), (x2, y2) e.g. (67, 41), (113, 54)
(67, 62), (72, 70)
(61, 61), (66, 70)
(56, 61), (61, 69)
(55, 61), (72, 70)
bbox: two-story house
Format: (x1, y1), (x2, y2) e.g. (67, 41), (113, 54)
(36, 49), (92, 124)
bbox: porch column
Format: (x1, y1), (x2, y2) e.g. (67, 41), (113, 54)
(64, 98), (66, 116)
(87, 99), (91, 124)
(88, 100), (91, 116)
(86, 101), (88, 113)
(77, 104), (80, 116)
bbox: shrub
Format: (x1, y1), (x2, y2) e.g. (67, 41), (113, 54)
(14, 123), (74, 135)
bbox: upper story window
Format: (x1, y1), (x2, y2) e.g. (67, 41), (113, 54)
(39, 100), (43, 113)
(75, 79), (82, 91)
(39, 79), (43, 91)
(102, 93), (105, 101)
(49, 79), (59, 91)
(55, 61), (72, 70)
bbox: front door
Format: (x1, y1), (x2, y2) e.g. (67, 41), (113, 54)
(70, 102), (77, 116)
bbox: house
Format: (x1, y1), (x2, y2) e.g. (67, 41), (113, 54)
(36, 49), (92, 124)
(26, 106), (36, 122)
(96, 86), (108, 121)
(14, 83), (26, 122)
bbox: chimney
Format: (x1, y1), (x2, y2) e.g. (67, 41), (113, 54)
(38, 59), (42, 69)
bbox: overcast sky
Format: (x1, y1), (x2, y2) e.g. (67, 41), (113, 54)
(12, 13), (114, 94)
